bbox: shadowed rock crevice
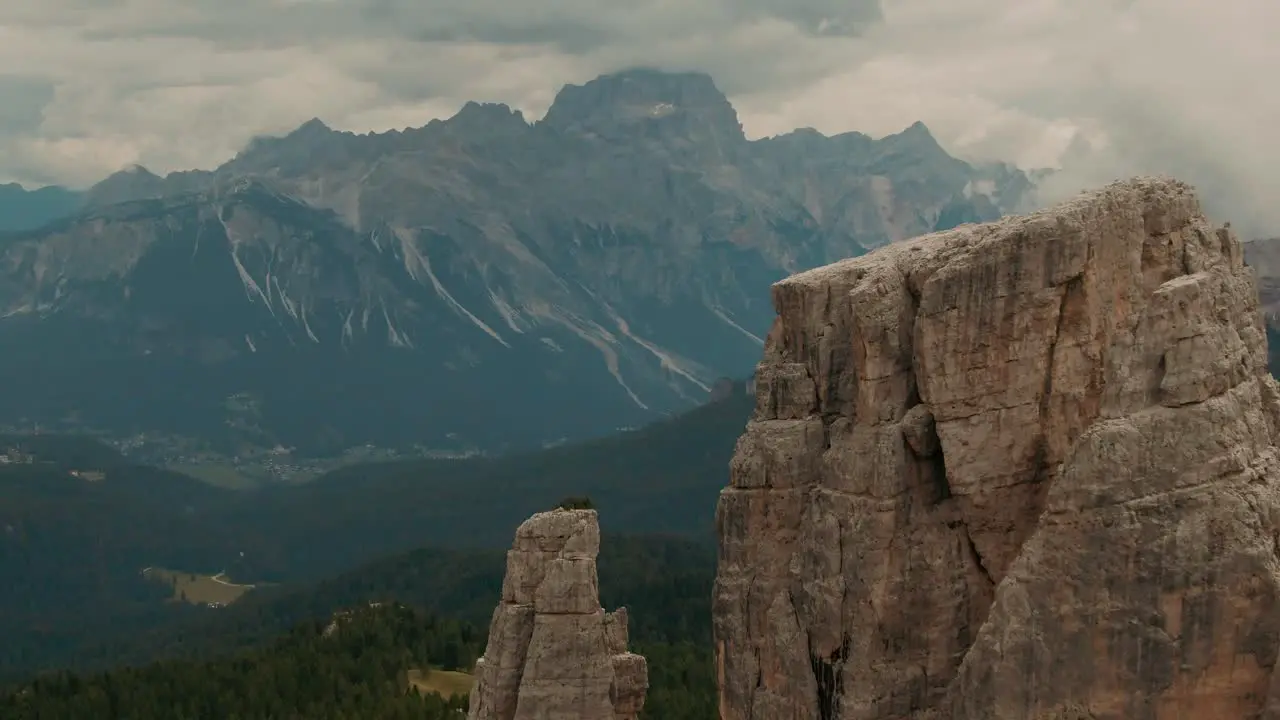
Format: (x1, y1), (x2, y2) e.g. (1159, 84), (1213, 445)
(810, 634), (850, 720)
(903, 403), (949, 504)
(929, 452), (950, 503)
(960, 523), (994, 588)
(715, 177), (1280, 719)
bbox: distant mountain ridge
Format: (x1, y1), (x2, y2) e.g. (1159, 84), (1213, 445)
(0, 183), (82, 231)
(0, 68), (1034, 454)
(1241, 237), (1280, 375)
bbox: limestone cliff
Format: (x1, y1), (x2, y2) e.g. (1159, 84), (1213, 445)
(714, 177), (1280, 719)
(468, 509), (647, 720)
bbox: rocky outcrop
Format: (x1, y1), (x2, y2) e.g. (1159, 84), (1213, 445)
(714, 177), (1280, 719)
(468, 509), (647, 720)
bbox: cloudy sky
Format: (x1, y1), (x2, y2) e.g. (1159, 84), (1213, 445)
(0, 0), (1277, 234)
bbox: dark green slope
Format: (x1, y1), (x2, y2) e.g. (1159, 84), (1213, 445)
(0, 389), (751, 681)
(0, 442), (271, 682)
(6, 534), (717, 720)
(0, 603), (477, 720)
(104, 533), (713, 666)
(241, 386), (753, 577)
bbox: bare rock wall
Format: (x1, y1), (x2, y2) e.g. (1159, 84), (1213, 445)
(714, 177), (1280, 720)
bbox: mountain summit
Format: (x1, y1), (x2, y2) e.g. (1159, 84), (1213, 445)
(0, 183), (82, 231)
(0, 69), (1033, 455)
(542, 68), (745, 151)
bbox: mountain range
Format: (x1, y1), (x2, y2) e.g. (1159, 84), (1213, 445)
(0, 68), (1034, 455)
(0, 183), (81, 232)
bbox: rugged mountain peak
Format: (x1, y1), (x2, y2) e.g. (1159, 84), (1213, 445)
(873, 119), (951, 161)
(234, 116), (339, 153)
(451, 101), (525, 123)
(0, 182), (83, 232)
(468, 509), (647, 720)
(541, 67), (745, 148)
(766, 126), (869, 150)
(715, 177), (1280, 718)
(85, 164), (167, 206)
(0, 68), (1035, 454)
(897, 119), (935, 140)
(444, 101), (532, 140)
(226, 118), (353, 177)
(289, 117), (333, 138)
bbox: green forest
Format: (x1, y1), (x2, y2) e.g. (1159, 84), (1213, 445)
(0, 534), (719, 719)
(0, 604), (476, 720)
(0, 390), (747, 718)
(0, 390), (749, 678)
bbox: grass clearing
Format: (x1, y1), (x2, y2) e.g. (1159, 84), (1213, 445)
(167, 463), (258, 489)
(406, 668), (473, 699)
(142, 567), (255, 606)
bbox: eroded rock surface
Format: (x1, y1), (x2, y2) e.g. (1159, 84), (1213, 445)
(714, 177), (1280, 720)
(468, 509), (647, 720)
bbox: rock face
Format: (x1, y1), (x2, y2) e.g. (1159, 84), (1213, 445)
(468, 509), (647, 720)
(714, 177), (1280, 719)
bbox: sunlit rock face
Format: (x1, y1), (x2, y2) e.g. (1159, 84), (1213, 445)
(715, 177), (1280, 720)
(467, 509), (647, 720)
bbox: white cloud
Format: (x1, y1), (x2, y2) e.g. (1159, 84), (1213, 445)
(0, 0), (1276, 235)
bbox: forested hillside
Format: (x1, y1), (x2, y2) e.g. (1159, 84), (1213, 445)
(75, 533), (713, 666)
(0, 384), (743, 719)
(0, 604), (476, 720)
(0, 389), (749, 679)
(2, 534), (718, 719)
(244, 384), (753, 573)
(0, 457), (258, 683)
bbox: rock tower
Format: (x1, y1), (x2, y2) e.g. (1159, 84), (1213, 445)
(468, 508), (648, 720)
(714, 177), (1280, 719)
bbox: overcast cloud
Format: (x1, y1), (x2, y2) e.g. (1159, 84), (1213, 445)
(0, 0), (1276, 235)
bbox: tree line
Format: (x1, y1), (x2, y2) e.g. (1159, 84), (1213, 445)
(2, 533), (719, 718)
(0, 603), (475, 720)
